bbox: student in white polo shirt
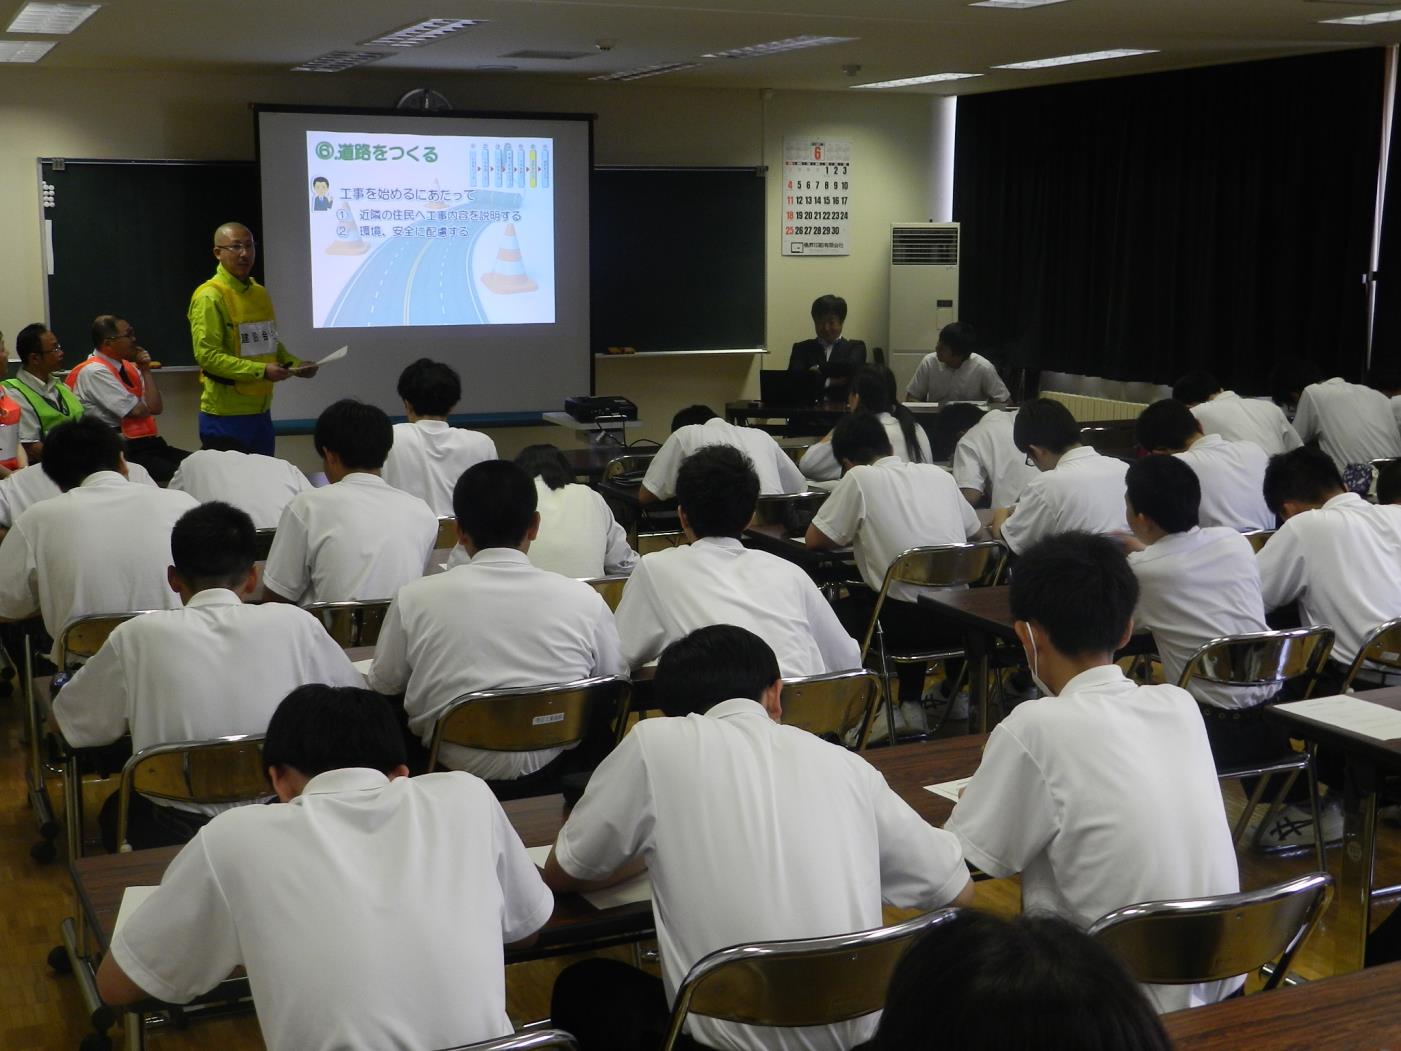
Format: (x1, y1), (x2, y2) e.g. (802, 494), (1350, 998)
(991, 398), (1130, 556)
(53, 501), (363, 851)
(0, 457), (156, 534)
(951, 406), (1039, 509)
(369, 460), (624, 782)
(905, 321), (1010, 404)
(639, 404), (805, 504)
(168, 436), (312, 529)
(263, 399), (438, 605)
(1271, 357), (1401, 487)
(0, 418), (196, 662)
(946, 532), (1240, 1014)
(616, 444), (861, 677)
(1174, 370), (1302, 457)
(798, 363), (934, 483)
(1135, 398), (1274, 532)
(96, 685), (554, 1051)
(547, 625), (973, 1051)
(382, 358), (497, 516)
(515, 444), (638, 578)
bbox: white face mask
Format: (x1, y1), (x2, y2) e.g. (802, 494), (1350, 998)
(1023, 623), (1054, 697)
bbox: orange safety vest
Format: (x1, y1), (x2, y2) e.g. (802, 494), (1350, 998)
(0, 391), (19, 470)
(66, 356), (159, 440)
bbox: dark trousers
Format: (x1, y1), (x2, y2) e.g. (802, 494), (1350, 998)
(834, 590), (964, 702)
(1200, 702), (1311, 804)
(199, 410), (275, 457)
(552, 958), (707, 1051)
(98, 790), (210, 854)
(124, 435), (190, 486)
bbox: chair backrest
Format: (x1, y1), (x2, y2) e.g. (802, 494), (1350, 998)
(1340, 617), (1401, 693)
(436, 1029), (579, 1051)
(751, 491), (828, 529)
(56, 611), (156, 667)
(428, 676), (631, 772)
(582, 575), (629, 612)
(253, 527), (278, 561)
(1240, 529), (1275, 553)
(303, 600), (393, 648)
(116, 734), (269, 852)
(779, 669), (882, 750)
(1088, 873), (1332, 990)
(436, 517), (460, 551)
(1176, 626), (1335, 696)
(603, 453), (655, 482)
(859, 542), (1006, 659)
(661, 909), (958, 1050)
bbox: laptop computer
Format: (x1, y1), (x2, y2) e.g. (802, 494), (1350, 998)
(760, 370), (823, 405)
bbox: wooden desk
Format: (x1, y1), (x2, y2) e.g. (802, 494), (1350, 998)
(917, 587), (1019, 732)
(742, 521), (853, 575)
(725, 400), (848, 435)
(1161, 959), (1401, 1048)
(559, 445), (638, 483)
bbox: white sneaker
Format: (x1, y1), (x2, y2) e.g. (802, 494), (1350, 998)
(922, 685), (970, 722)
(1256, 799), (1343, 850)
(894, 700), (928, 735)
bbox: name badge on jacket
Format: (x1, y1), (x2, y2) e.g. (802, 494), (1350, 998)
(237, 320), (278, 359)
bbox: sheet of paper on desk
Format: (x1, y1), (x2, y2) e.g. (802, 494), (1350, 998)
(924, 777), (973, 802)
(526, 844), (553, 868)
(114, 886), (159, 937)
(523, 844), (654, 908)
(351, 658), (373, 676)
(1276, 695), (1401, 740)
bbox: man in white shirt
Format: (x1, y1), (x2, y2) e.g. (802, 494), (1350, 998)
(617, 445), (861, 677)
(0, 458), (157, 533)
(640, 404), (805, 504)
(905, 321), (1010, 404)
(0, 418), (196, 662)
(946, 532), (1240, 1014)
(1136, 399), (1274, 532)
(383, 358), (497, 516)
(369, 460), (624, 782)
(53, 501), (363, 851)
(97, 685), (554, 1051)
(264, 399), (438, 605)
(546, 625), (973, 1051)
(4, 322), (85, 462)
(952, 406), (1039, 508)
(992, 398), (1130, 556)
(516, 444), (638, 578)
(1272, 358), (1401, 483)
(168, 437), (312, 529)
(1173, 371), (1302, 457)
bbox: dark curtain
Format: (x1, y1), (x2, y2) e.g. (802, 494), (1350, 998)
(1371, 56), (1401, 373)
(954, 49), (1384, 394)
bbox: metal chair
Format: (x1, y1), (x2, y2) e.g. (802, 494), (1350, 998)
(752, 490), (828, 533)
(1177, 626), (1335, 868)
(303, 599), (392, 649)
(1240, 529), (1276, 553)
(659, 909), (959, 1051)
(438, 1029), (579, 1051)
(582, 575), (629, 612)
(1339, 617), (1401, 693)
(1089, 872), (1333, 993)
(602, 453), (656, 483)
(435, 516), (460, 551)
(857, 542), (1006, 745)
(56, 611), (156, 667)
(115, 734), (270, 852)
(253, 527), (277, 561)
(779, 669), (882, 750)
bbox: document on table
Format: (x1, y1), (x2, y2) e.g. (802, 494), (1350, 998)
(1275, 695), (1401, 741)
(924, 777), (974, 802)
(351, 658), (373, 676)
(525, 844), (653, 909)
(114, 886), (159, 937)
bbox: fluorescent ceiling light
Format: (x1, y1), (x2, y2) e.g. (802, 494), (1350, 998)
(0, 39), (55, 61)
(970, 0), (1069, 7)
(1320, 8), (1401, 23)
(994, 48), (1157, 69)
(853, 72), (983, 89)
(361, 18), (485, 48)
(701, 35), (857, 60)
(6, 2), (99, 34)
(292, 49), (389, 73)
(590, 61), (702, 82)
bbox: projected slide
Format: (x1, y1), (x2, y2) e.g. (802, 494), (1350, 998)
(305, 130), (555, 329)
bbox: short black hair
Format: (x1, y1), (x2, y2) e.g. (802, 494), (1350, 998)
(1012, 398), (1080, 456)
(15, 322), (48, 365)
(810, 294), (847, 323)
(262, 684), (407, 780)
(1136, 399), (1202, 453)
(1010, 532), (1138, 657)
(41, 417), (123, 491)
(312, 175), (329, 188)
(937, 321), (978, 359)
(171, 501), (257, 590)
(1379, 460), (1401, 505)
(935, 402), (988, 449)
(396, 357), (461, 416)
(1269, 357), (1324, 406)
(1262, 447), (1345, 516)
(831, 411), (893, 466)
(201, 435), (252, 454)
(675, 445), (759, 539)
(90, 314), (123, 349)
(1125, 455), (1201, 534)
(850, 363), (898, 415)
(313, 399), (393, 470)
(454, 459), (536, 548)
(1172, 370), (1222, 405)
(872, 911), (1170, 1051)
(653, 625), (781, 717)
(671, 404), (718, 432)
(515, 443), (573, 490)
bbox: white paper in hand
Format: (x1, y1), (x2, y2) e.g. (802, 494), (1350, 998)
(314, 345), (349, 366)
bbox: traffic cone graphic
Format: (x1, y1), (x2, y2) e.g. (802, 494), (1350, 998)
(480, 223), (539, 294)
(326, 202), (369, 255)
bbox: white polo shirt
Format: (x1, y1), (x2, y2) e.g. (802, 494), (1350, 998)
(1292, 378), (1401, 470)
(369, 548), (624, 778)
(109, 769), (554, 1051)
(1257, 492), (1401, 665)
(168, 449), (312, 529)
(263, 472), (438, 605)
(1128, 528), (1273, 710)
(615, 536), (861, 677)
(555, 699), (969, 1051)
(69, 350), (147, 429)
(810, 456), (981, 602)
(998, 446), (1130, 556)
(530, 478), (638, 579)
(1191, 391), (1302, 457)
(0, 460), (156, 528)
(383, 419), (498, 517)
(1175, 433), (1274, 533)
(0, 472), (196, 661)
(798, 411), (934, 483)
(1391, 394), (1401, 433)
(643, 417), (806, 500)
(905, 352), (1009, 403)
(952, 408), (1039, 508)
(946, 664), (1241, 1014)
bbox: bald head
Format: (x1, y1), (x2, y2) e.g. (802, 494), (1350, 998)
(213, 223), (256, 279)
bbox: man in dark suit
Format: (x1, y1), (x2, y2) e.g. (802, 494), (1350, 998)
(788, 294), (866, 400)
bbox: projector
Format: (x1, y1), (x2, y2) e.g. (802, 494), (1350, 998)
(565, 396), (638, 422)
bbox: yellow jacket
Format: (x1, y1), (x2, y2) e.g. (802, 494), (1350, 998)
(188, 264), (300, 416)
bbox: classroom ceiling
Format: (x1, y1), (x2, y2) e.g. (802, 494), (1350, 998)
(5, 0), (1401, 94)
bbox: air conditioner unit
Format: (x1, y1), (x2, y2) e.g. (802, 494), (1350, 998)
(889, 222), (959, 397)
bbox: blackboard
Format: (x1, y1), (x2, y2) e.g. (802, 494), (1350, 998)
(41, 159), (261, 368)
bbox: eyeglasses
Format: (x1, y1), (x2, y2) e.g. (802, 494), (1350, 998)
(111, 330), (135, 342)
(215, 241), (255, 253)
